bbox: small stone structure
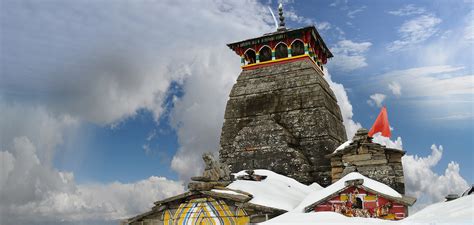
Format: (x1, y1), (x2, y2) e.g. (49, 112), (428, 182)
(188, 153), (232, 191)
(328, 128), (405, 194)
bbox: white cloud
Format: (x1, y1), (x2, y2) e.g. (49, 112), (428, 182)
(284, 7), (316, 25)
(347, 6), (366, 19)
(431, 113), (474, 121)
(324, 70), (362, 140)
(0, 104), (184, 224)
(371, 133), (403, 150)
(0, 0), (273, 223)
(376, 65), (473, 121)
(329, 40), (372, 72)
(463, 11), (474, 41)
(403, 145), (469, 212)
(387, 14), (442, 51)
(316, 21), (331, 31)
(367, 93), (386, 107)
(388, 4), (426, 16)
(379, 65), (472, 98)
(388, 81), (402, 97)
(1, 0), (273, 125)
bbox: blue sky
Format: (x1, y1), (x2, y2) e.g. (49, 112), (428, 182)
(0, 0), (472, 224)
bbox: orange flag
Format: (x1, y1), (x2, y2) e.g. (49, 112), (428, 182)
(368, 106), (391, 137)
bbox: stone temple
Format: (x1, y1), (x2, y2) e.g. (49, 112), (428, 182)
(219, 10), (347, 186)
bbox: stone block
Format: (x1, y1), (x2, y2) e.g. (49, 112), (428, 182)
(342, 154), (372, 162)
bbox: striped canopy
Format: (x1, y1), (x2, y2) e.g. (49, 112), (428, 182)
(163, 197), (249, 225)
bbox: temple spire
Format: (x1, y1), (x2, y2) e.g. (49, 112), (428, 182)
(277, 3), (286, 31)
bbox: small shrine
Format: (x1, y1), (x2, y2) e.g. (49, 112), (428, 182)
(301, 172), (416, 220)
(226, 4), (333, 73)
(122, 154), (287, 225)
(328, 107), (406, 194)
(328, 128), (406, 194)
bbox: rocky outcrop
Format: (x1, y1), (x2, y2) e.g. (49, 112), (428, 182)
(219, 58), (347, 186)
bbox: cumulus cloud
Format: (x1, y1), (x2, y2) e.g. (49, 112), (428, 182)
(403, 145), (469, 212)
(371, 133), (403, 150)
(0, 102), (185, 224)
(323, 70), (362, 140)
(388, 4), (426, 16)
(367, 93), (386, 107)
(1, 0), (273, 125)
(329, 40), (372, 72)
(0, 0), (273, 223)
(388, 81), (402, 97)
(387, 14), (442, 51)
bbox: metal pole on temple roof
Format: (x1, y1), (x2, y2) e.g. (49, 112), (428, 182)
(277, 3), (286, 31)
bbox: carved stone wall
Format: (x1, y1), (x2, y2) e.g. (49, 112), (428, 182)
(219, 58), (347, 186)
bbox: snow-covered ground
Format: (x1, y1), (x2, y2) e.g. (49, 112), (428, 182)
(261, 195), (474, 225)
(227, 170), (315, 211)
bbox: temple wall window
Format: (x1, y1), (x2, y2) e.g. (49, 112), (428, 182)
(291, 39), (305, 56)
(243, 48), (256, 65)
(275, 42), (288, 59)
(258, 45), (272, 62)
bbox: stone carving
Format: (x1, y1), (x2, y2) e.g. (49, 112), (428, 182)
(189, 153), (232, 191)
(219, 59), (347, 186)
(191, 153), (231, 182)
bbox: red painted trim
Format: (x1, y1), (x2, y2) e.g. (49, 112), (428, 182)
(242, 55), (309, 70)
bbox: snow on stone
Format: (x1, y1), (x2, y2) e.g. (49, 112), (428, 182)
(333, 140), (352, 153)
(294, 172), (402, 212)
(228, 169), (313, 211)
(371, 133), (403, 150)
(210, 189), (247, 197)
(261, 195), (474, 225)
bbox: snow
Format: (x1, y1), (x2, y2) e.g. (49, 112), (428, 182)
(261, 195), (474, 225)
(333, 140), (352, 153)
(294, 172), (402, 212)
(227, 170), (314, 211)
(260, 211), (398, 225)
(210, 189), (247, 197)
(332, 133), (403, 154)
(404, 194), (474, 224)
(309, 182), (323, 191)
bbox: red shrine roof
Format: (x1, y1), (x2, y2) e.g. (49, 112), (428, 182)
(227, 26), (333, 59)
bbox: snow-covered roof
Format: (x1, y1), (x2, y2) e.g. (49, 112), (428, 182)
(333, 130), (403, 154)
(227, 169), (314, 211)
(294, 172), (404, 212)
(262, 195), (474, 225)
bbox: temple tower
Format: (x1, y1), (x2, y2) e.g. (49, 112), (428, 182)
(219, 5), (347, 186)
